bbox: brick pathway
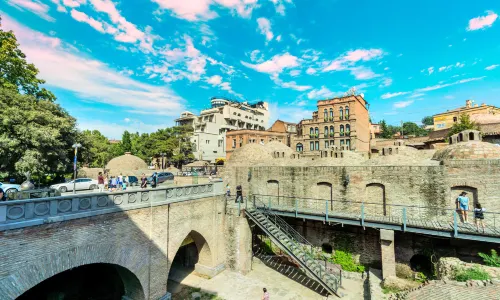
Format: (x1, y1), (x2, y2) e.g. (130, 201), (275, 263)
(406, 282), (500, 300)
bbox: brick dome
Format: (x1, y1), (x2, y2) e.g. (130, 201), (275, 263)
(265, 141), (294, 158)
(106, 152), (148, 174)
(433, 141), (500, 160)
(227, 144), (273, 166)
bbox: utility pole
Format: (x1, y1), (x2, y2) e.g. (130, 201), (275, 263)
(72, 143), (82, 194)
(401, 121), (404, 139)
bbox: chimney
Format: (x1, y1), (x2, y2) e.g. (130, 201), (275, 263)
(465, 100), (472, 108)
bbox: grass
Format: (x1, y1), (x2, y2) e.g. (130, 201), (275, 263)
(330, 250), (365, 273)
(382, 286), (403, 294)
(453, 266), (490, 282)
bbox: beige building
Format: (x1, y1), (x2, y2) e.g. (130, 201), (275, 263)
(370, 123), (382, 139)
(291, 95), (370, 154)
(433, 99), (500, 130)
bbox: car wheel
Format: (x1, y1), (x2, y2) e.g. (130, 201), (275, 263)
(89, 184), (97, 190)
(60, 186), (67, 193)
(5, 188), (17, 195)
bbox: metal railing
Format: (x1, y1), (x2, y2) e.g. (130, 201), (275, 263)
(253, 194), (500, 237)
(248, 196), (342, 294)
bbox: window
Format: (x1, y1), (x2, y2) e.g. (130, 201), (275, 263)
(346, 139), (350, 148)
(330, 140), (334, 145)
(453, 117), (457, 122)
(436, 123), (445, 129)
(260, 139), (264, 144)
(296, 143), (303, 152)
(315, 127), (319, 136)
(310, 142), (314, 151)
(310, 128), (314, 136)
(346, 124), (350, 135)
(340, 139), (345, 146)
(345, 106), (349, 119)
(232, 139), (236, 148)
(315, 141), (319, 150)
(206, 140), (210, 144)
(329, 108), (334, 119)
(325, 141), (329, 149)
(324, 109), (328, 120)
(340, 125), (344, 136)
(329, 126), (334, 137)
(339, 107), (343, 120)
(239, 138), (243, 147)
(324, 126), (329, 137)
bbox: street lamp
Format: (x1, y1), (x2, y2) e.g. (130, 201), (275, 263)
(72, 143), (82, 194)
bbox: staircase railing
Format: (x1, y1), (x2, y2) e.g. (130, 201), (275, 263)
(249, 195), (342, 295)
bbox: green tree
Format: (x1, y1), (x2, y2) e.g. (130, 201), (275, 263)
(121, 130), (132, 152)
(448, 113), (480, 137)
(402, 122), (428, 137)
(0, 17), (55, 101)
(0, 88), (77, 177)
(79, 130), (114, 168)
(421, 116), (434, 126)
(379, 120), (401, 139)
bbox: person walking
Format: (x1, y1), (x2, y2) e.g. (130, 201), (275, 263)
(474, 203), (486, 233)
(151, 172), (157, 188)
(262, 288), (269, 300)
(110, 176), (117, 192)
(141, 173), (147, 188)
(0, 188), (6, 201)
(456, 192), (470, 223)
(97, 172), (105, 192)
(117, 173), (123, 190)
(226, 183), (231, 197)
(235, 185), (243, 203)
(104, 173), (109, 190)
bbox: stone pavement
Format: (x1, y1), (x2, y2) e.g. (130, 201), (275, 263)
(405, 281), (500, 300)
(169, 258), (366, 299)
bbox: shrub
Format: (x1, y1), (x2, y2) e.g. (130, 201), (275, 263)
(396, 263), (414, 280)
(331, 250), (365, 273)
(479, 249), (500, 267)
(453, 266), (490, 282)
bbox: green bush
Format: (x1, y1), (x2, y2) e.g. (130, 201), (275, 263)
(479, 249), (500, 267)
(453, 266), (490, 282)
(331, 250), (365, 273)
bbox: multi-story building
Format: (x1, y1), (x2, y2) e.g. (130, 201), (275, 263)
(370, 123), (382, 139)
(175, 97), (269, 162)
(225, 120), (297, 159)
(433, 100), (500, 130)
(291, 94), (370, 154)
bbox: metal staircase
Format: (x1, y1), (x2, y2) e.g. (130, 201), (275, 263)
(245, 198), (342, 297)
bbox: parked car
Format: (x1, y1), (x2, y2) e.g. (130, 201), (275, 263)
(127, 176), (139, 186)
(147, 172), (174, 185)
(0, 182), (21, 194)
(50, 178), (98, 192)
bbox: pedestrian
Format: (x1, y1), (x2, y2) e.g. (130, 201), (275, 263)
(117, 173), (123, 190)
(111, 176), (117, 192)
(151, 172), (157, 188)
(235, 185), (243, 203)
(474, 203), (486, 233)
(226, 183), (231, 197)
(141, 173), (147, 188)
(98, 172), (105, 192)
(456, 192), (470, 223)
(122, 180), (127, 191)
(104, 173), (109, 190)
(0, 188), (6, 201)
(262, 288), (269, 300)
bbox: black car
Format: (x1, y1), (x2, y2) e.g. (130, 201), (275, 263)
(147, 172), (174, 185)
(127, 176), (139, 186)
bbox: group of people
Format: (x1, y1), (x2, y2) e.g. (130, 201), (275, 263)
(97, 172), (127, 192)
(225, 183), (244, 203)
(456, 192), (487, 233)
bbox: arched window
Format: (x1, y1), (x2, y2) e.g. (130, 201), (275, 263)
(296, 143), (303, 152)
(346, 139), (350, 149)
(325, 141), (329, 149)
(339, 107), (344, 120)
(329, 108), (334, 119)
(310, 142), (314, 151)
(315, 141), (319, 150)
(340, 125), (344, 136)
(324, 109), (328, 120)
(346, 124), (350, 135)
(324, 126), (329, 137)
(345, 106), (349, 119)
(330, 126), (334, 137)
(310, 127), (314, 136)
(315, 127), (319, 136)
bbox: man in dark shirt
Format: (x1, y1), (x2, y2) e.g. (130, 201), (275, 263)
(97, 172), (105, 192)
(235, 185), (243, 203)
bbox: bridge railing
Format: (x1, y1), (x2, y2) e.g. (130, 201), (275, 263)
(254, 194), (500, 237)
(0, 182), (224, 231)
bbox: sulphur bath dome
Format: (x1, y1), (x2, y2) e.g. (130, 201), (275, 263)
(433, 130), (500, 160)
(106, 152), (149, 174)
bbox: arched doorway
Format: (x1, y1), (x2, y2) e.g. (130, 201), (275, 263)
(451, 186), (478, 208)
(366, 183), (386, 216)
(317, 182), (333, 210)
(267, 180), (280, 206)
(17, 263), (144, 300)
(167, 231), (213, 296)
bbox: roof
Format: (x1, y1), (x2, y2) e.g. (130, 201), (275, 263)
(433, 141), (500, 160)
(106, 152), (148, 174)
(433, 104), (499, 117)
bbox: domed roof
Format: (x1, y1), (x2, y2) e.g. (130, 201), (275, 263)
(106, 152), (148, 174)
(227, 143), (273, 166)
(433, 141), (500, 160)
(265, 141), (294, 157)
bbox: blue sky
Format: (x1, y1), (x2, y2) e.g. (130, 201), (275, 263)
(2, 0), (500, 138)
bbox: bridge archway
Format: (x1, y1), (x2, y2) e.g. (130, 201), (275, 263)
(17, 263), (144, 300)
(167, 230), (215, 295)
(366, 183), (386, 216)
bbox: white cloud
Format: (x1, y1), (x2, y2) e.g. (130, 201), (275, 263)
(275, 35), (282, 42)
(322, 49), (385, 79)
(307, 86), (339, 99)
(379, 78), (392, 87)
(289, 69), (301, 77)
(349, 66), (379, 80)
(269, 0), (293, 15)
(6, 0), (55, 21)
(393, 100), (413, 109)
(3, 16), (184, 115)
(205, 75), (242, 98)
(409, 93), (425, 98)
(241, 52), (299, 75)
(70, 9), (109, 33)
(306, 67), (316, 75)
(381, 91), (410, 99)
(485, 64), (499, 70)
(271, 74), (311, 91)
(124, 118), (131, 123)
(467, 11), (498, 31)
(384, 67), (389, 71)
(416, 76), (485, 92)
(206, 75), (222, 85)
(257, 17), (274, 41)
(151, 0), (258, 21)
(438, 62), (465, 72)
(428, 67), (434, 75)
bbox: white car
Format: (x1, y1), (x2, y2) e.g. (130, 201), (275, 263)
(50, 178), (98, 193)
(0, 182), (21, 194)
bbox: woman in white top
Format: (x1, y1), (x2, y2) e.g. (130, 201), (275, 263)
(474, 203), (486, 233)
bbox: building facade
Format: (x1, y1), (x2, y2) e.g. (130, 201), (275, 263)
(433, 99), (500, 130)
(225, 120), (297, 160)
(291, 95), (370, 154)
(175, 97), (269, 162)
(370, 123), (382, 139)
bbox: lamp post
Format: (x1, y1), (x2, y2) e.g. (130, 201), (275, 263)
(72, 143), (82, 194)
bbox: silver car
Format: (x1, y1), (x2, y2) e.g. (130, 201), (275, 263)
(0, 182), (21, 194)
(50, 178), (98, 193)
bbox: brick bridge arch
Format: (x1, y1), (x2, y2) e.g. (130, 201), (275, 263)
(0, 243), (146, 299)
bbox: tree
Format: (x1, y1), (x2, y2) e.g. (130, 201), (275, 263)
(448, 113), (480, 137)
(0, 17), (55, 101)
(402, 122), (428, 137)
(121, 131), (132, 152)
(379, 120), (400, 139)
(79, 130), (114, 168)
(0, 88), (77, 177)
(421, 116), (434, 126)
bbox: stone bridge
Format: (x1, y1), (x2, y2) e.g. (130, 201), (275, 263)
(0, 182), (252, 299)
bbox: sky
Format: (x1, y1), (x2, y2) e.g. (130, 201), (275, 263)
(2, 0), (500, 139)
